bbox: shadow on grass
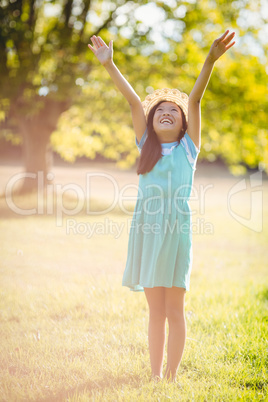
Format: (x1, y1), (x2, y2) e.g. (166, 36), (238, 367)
(38, 372), (142, 402)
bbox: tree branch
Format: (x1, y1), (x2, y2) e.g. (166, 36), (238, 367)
(63, 0), (73, 28)
(28, 0), (36, 28)
(80, 0), (91, 34)
(91, 13), (114, 37)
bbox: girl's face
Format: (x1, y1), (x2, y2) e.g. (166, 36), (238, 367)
(153, 102), (183, 143)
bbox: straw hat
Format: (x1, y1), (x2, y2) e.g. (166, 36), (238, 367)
(142, 88), (189, 123)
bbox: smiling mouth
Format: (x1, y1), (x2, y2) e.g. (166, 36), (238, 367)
(160, 118), (173, 124)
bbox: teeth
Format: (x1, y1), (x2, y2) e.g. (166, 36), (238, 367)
(160, 119), (172, 124)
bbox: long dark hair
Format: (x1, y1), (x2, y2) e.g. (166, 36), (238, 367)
(137, 101), (187, 175)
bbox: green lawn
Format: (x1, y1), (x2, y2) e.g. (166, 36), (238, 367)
(0, 169), (267, 401)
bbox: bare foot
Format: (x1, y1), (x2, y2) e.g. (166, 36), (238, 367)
(151, 375), (162, 383)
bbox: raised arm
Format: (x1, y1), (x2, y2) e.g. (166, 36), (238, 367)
(187, 30), (235, 149)
(88, 36), (146, 142)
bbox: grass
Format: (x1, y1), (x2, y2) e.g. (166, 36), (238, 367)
(0, 167), (268, 401)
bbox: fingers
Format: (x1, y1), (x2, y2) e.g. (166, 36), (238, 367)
(90, 35), (100, 48)
(89, 35), (107, 50)
(96, 36), (103, 47)
(215, 30), (235, 46)
(88, 43), (96, 53)
(98, 36), (108, 47)
(223, 31), (235, 45)
(218, 29), (229, 42)
(225, 40), (235, 51)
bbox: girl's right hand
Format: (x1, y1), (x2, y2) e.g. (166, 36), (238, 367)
(88, 36), (113, 66)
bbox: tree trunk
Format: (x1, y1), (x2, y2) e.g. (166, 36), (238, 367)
(18, 126), (53, 194)
(14, 98), (70, 194)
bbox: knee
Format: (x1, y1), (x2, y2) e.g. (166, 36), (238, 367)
(165, 306), (184, 324)
(149, 306), (166, 322)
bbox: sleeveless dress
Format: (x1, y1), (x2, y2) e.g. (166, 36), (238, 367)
(122, 128), (200, 292)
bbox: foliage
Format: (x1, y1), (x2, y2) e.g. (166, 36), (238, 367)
(53, 0), (268, 174)
(0, 0), (268, 175)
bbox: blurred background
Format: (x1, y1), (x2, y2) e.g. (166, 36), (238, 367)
(0, 0), (267, 195)
(1, 2), (268, 400)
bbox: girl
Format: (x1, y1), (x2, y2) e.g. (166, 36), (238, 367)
(88, 30), (235, 382)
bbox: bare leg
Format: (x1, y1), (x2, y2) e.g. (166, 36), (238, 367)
(144, 287), (166, 379)
(164, 287), (186, 382)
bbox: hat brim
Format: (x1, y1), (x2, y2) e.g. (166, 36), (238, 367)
(142, 88), (188, 123)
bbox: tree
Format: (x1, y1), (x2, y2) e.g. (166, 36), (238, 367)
(1, 0), (267, 195)
(0, 0), (148, 192)
(53, 0), (268, 176)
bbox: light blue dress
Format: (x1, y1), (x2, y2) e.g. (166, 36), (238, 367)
(122, 129), (200, 292)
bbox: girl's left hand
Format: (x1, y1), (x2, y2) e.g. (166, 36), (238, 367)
(207, 30), (235, 63)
